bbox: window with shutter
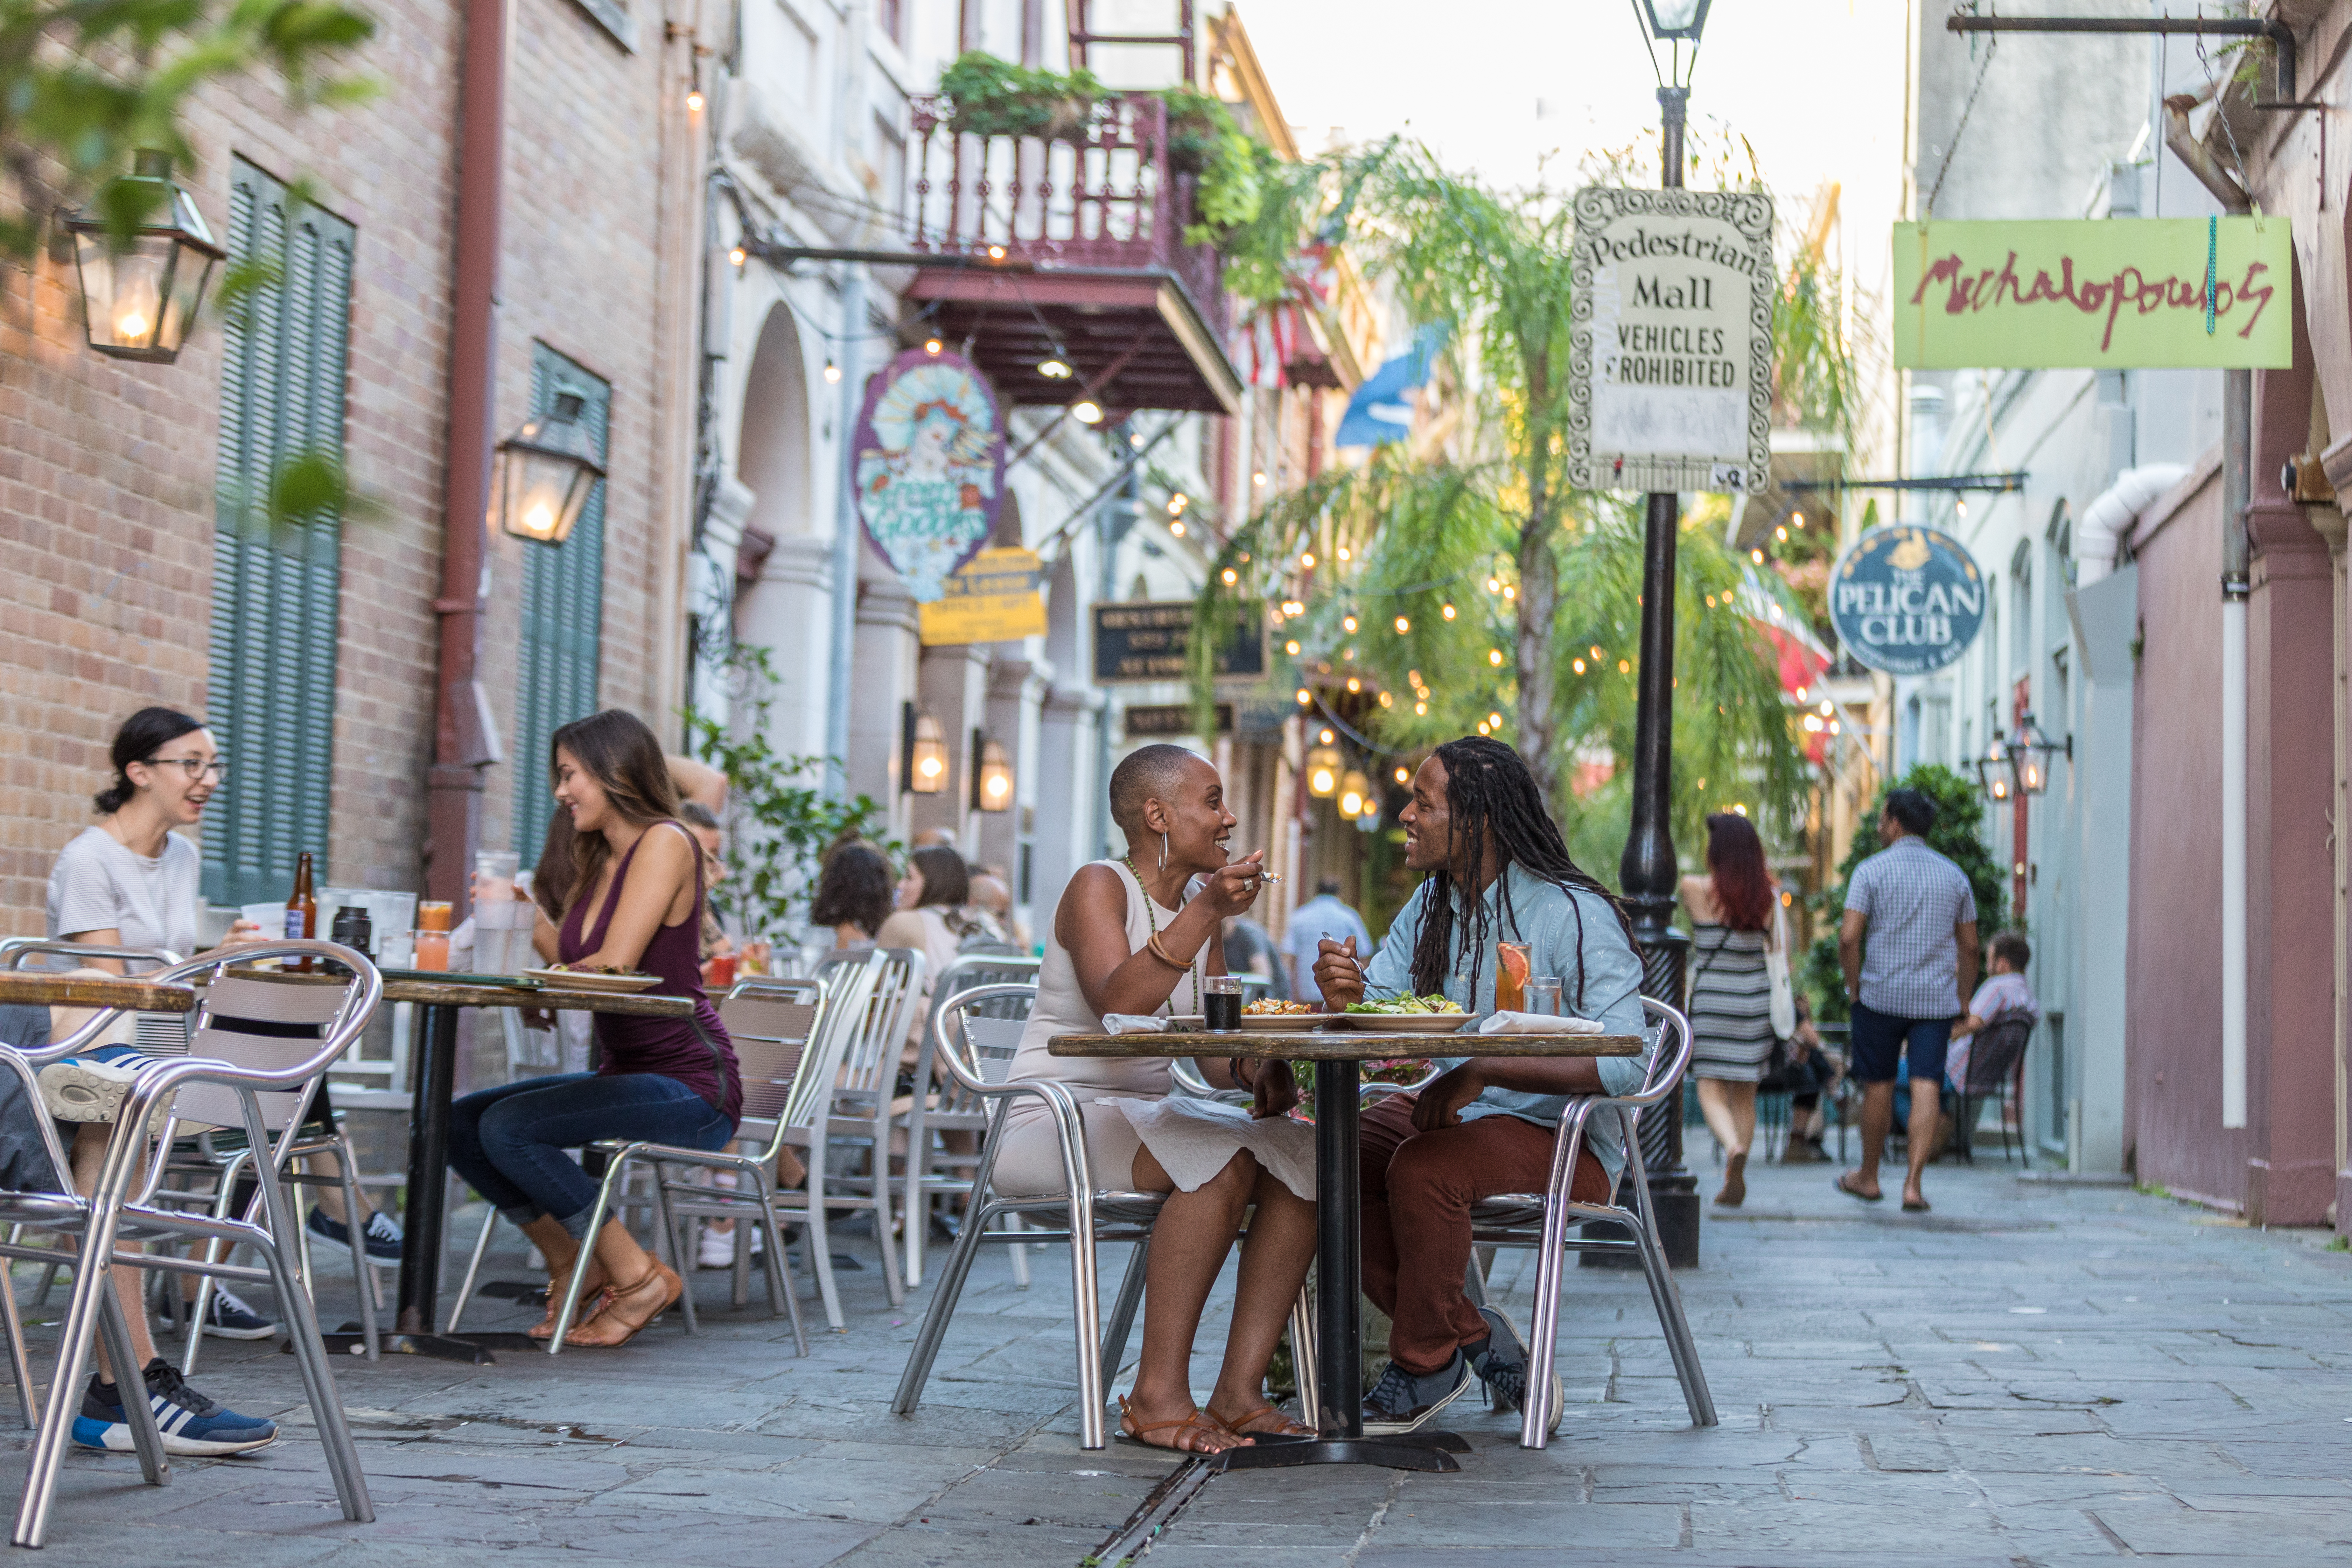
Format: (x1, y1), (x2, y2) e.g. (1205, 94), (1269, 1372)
(203, 159), (354, 908)
(511, 344), (610, 862)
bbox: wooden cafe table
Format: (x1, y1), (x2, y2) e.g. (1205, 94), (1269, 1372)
(1049, 1022), (1641, 1472)
(0, 973), (197, 1015)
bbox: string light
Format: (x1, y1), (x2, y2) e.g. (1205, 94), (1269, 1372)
(1222, 568), (1238, 586)
(1487, 711), (1503, 728)
(924, 338), (943, 355)
(824, 358), (841, 383)
(1477, 721), (1490, 735)
(1791, 512), (1806, 529)
(1169, 520), (1185, 537)
(1038, 357), (1073, 378)
(1486, 577), (1502, 593)
(1337, 546), (1351, 561)
(1956, 498), (1969, 517)
(728, 244), (747, 267)
(1342, 615), (1358, 634)
(1502, 585), (1516, 601)
(1346, 677), (1361, 693)
(1440, 603), (1456, 620)
(1378, 691), (1393, 708)
(1295, 688), (1311, 705)
(686, 87), (706, 112)
(1590, 646), (1603, 660)
(1168, 494), (1188, 514)
(1300, 552), (1316, 568)
(1070, 399), (1104, 424)
(1488, 649), (1504, 666)
(1618, 659), (1631, 674)
(1343, 646), (1356, 660)
(1751, 549), (1765, 564)
(1704, 594), (1716, 608)
(1394, 616), (1411, 634)
(1253, 472), (1268, 487)
(1394, 766), (1409, 784)
(1573, 659), (1586, 674)
(987, 244), (1006, 260)
(1414, 701), (1427, 715)
(1775, 526), (1788, 541)
(1284, 639), (1301, 656)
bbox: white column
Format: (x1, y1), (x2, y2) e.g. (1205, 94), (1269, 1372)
(1033, 681), (1105, 922)
(852, 577), (922, 834)
(735, 533), (835, 760)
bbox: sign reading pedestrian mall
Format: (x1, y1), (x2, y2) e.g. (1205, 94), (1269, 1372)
(1892, 218), (2292, 369)
(1828, 526), (1986, 676)
(1567, 186), (1776, 494)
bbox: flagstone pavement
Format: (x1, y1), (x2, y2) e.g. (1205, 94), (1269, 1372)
(0, 1146), (2345, 1567)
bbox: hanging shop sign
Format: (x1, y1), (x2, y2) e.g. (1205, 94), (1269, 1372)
(1566, 186), (1776, 494)
(1125, 703), (1234, 740)
(1892, 217), (2292, 370)
(918, 546), (1046, 645)
(853, 346), (1008, 602)
(1092, 601), (1267, 684)
(1828, 526), (1986, 676)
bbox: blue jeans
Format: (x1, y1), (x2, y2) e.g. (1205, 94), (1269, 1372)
(447, 1072), (733, 1238)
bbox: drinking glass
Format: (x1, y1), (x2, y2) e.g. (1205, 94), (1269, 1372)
(1495, 941), (1532, 1014)
(1204, 975), (1244, 1032)
(418, 900), (454, 934)
(412, 930), (451, 972)
(1527, 977), (1564, 1017)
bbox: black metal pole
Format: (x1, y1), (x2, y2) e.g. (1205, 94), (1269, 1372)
(396, 1002), (460, 1334)
(1604, 83), (1701, 1270)
(1313, 1059), (1361, 1438)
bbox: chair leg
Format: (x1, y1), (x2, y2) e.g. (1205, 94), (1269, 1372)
(445, 1207), (501, 1334)
(1067, 1197), (1107, 1451)
(1518, 1162), (1575, 1450)
(16, 1204), (144, 1548)
(251, 1230), (373, 1524)
(1005, 1211), (1031, 1289)
(804, 1158), (844, 1331)
(0, 1243), (34, 1428)
(870, 1140), (906, 1309)
(334, 1139), (379, 1361)
(904, 1132), (929, 1290)
(1625, 1141), (1717, 1430)
(651, 1165), (699, 1336)
(755, 1185), (809, 1357)
(1097, 1238), (1150, 1380)
(94, 1283), (169, 1486)
(546, 1163), (629, 1357)
(890, 1201), (995, 1415)
(1287, 1281), (1319, 1427)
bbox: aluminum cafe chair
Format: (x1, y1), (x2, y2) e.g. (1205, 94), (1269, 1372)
(537, 975), (838, 1357)
(891, 984), (1325, 1450)
(900, 951), (1042, 1287)
(0, 940), (378, 1548)
(789, 948), (923, 1323)
(1460, 995), (1717, 1449)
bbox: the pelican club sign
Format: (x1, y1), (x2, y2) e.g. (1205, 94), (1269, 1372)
(1892, 217), (2293, 369)
(1829, 526), (1986, 676)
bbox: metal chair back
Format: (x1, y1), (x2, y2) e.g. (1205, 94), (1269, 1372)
(720, 978), (825, 1121)
(920, 952), (1041, 1056)
(176, 972), (363, 1133)
(821, 947), (924, 1099)
(0, 938), (181, 972)
(1962, 1013), (2034, 1094)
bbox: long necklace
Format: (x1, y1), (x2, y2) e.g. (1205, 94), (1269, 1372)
(1121, 855), (1200, 1016)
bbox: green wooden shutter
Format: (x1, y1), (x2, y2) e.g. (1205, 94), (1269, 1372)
(204, 159), (353, 906)
(511, 344), (609, 860)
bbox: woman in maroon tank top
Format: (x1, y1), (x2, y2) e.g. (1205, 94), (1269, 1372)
(447, 710), (742, 1348)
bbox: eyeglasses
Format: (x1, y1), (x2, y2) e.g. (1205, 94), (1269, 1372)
(145, 755), (228, 783)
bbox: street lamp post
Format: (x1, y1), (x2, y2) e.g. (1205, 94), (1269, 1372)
(1605, 0), (1713, 1270)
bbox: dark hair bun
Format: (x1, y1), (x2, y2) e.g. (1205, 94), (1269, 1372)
(96, 707), (204, 815)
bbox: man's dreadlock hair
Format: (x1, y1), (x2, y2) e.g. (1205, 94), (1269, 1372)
(1407, 736), (1636, 1007)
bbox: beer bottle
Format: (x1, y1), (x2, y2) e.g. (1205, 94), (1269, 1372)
(285, 851), (317, 972)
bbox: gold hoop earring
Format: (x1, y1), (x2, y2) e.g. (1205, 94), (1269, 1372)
(1159, 832), (1168, 872)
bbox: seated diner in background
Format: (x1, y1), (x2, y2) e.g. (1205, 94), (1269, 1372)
(446, 708), (743, 1349)
(996, 744), (1317, 1453)
(810, 842), (896, 951)
(1312, 736), (1650, 1436)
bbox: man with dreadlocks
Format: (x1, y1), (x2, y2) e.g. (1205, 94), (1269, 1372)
(1313, 737), (1650, 1434)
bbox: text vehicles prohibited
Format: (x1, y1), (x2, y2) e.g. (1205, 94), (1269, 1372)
(1828, 526), (1986, 676)
(1567, 185), (1775, 495)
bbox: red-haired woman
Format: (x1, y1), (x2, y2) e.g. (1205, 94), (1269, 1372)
(1678, 812), (1786, 1207)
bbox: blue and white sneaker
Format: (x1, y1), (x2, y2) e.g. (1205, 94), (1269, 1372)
(72, 1360), (276, 1456)
(197, 1287), (278, 1340)
(37, 1045), (149, 1122)
(1469, 1304), (1563, 1434)
(306, 1207), (404, 1266)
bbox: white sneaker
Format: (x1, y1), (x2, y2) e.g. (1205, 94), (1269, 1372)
(37, 1047), (147, 1122)
(697, 1226), (736, 1268)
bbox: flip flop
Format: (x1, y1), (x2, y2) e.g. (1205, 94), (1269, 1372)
(1835, 1172), (1883, 1202)
(1902, 1196), (1931, 1212)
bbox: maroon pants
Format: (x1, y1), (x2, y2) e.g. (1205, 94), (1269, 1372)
(1359, 1093), (1612, 1376)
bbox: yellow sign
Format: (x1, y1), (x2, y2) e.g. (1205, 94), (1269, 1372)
(1892, 218), (2292, 369)
(917, 547), (1046, 645)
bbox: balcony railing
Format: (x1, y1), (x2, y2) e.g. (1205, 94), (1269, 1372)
(906, 91), (1228, 339)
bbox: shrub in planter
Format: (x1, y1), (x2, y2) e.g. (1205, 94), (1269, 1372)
(938, 51), (1101, 142)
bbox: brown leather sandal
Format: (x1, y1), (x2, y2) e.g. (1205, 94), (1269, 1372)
(560, 1262), (682, 1348)
(1207, 1403), (1315, 1440)
(1116, 1395), (1248, 1453)
(526, 1268), (611, 1340)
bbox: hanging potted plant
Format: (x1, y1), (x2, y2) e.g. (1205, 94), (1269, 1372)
(939, 52), (1102, 142)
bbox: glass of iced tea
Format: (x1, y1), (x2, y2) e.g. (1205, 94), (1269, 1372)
(1496, 942), (1532, 1014)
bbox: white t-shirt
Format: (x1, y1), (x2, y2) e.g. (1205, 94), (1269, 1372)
(45, 827), (200, 1051)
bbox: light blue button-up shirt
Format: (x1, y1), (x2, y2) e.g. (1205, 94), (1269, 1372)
(1357, 863), (1653, 1184)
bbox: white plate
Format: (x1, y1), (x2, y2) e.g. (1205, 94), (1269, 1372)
(1236, 1012), (1348, 1031)
(1341, 1011), (1474, 1032)
(521, 967), (663, 994)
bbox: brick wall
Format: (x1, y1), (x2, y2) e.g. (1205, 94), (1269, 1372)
(0, 0), (697, 933)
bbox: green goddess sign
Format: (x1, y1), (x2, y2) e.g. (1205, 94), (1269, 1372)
(1893, 217), (2292, 369)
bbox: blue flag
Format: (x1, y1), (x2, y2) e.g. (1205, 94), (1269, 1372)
(1335, 326), (1443, 448)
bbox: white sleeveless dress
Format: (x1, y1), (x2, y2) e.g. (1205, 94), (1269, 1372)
(993, 859), (1316, 1199)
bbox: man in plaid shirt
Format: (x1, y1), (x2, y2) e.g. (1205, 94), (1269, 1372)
(1835, 789), (1979, 1212)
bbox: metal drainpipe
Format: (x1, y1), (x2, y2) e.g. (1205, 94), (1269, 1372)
(2163, 98), (2252, 1129)
(425, 0), (510, 912)
(824, 263), (867, 798)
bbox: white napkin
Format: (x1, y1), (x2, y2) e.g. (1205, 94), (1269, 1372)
(1102, 1013), (1170, 1035)
(1479, 1010), (1604, 1035)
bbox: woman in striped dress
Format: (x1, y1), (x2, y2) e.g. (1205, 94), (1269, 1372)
(1678, 812), (1782, 1208)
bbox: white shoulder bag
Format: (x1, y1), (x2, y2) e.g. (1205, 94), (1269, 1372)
(1765, 900), (1798, 1041)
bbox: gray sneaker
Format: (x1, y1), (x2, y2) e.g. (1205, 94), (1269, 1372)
(1362, 1351), (1474, 1435)
(1469, 1304), (1563, 1434)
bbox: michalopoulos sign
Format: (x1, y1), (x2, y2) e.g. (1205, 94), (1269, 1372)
(1829, 526), (1986, 676)
(1892, 218), (2292, 369)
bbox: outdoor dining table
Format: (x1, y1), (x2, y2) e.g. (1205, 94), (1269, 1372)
(1048, 1023), (1642, 1471)
(0, 972), (197, 1014)
(363, 975), (696, 1365)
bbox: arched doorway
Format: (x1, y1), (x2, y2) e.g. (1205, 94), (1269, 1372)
(732, 302), (829, 758)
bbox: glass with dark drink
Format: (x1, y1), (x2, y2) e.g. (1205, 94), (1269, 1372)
(1204, 975), (1244, 1031)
